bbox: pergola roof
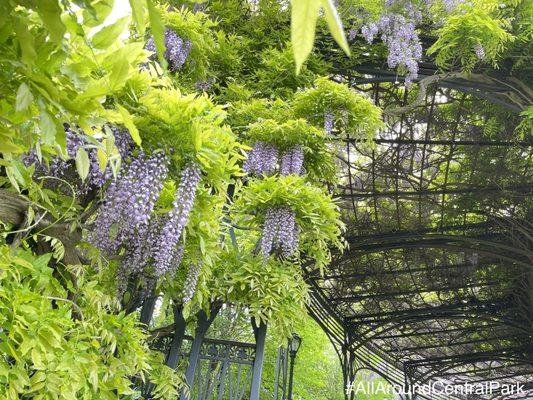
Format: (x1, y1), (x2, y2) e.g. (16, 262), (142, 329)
(305, 45), (533, 399)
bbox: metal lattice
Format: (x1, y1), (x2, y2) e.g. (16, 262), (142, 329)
(305, 47), (533, 400)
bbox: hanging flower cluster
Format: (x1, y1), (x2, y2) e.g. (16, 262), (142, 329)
(474, 43), (485, 60)
(182, 262), (202, 304)
(260, 205), (299, 258)
(324, 111), (334, 135)
(243, 141), (279, 175)
(146, 28), (192, 72)
(152, 162), (201, 277)
(361, 1), (423, 86)
(88, 152), (169, 256)
(280, 145), (304, 176)
(90, 159), (202, 295)
(23, 125), (133, 196)
(442, 0), (464, 12)
(244, 141), (305, 177)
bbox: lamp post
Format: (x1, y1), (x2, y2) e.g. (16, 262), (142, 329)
(287, 333), (302, 400)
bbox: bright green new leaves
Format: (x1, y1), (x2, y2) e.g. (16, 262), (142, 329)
(211, 252), (309, 340)
(91, 16), (130, 49)
(0, 247), (183, 399)
(428, 2), (515, 70)
(147, 0), (168, 69)
(0, 0), (148, 175)
(15, 83), (33, 112)
(75, 148), (90, 182)
(291, 0), (349, 74)
(291, 0), (321, 74)
(233, 175), (345, 270)
(321, 0), (351, 57)
(293, 77), (383, 141)
(136, 88), (241, 189)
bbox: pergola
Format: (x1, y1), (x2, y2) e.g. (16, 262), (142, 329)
(305, 41), (533, 400)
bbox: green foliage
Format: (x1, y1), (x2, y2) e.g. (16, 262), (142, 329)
(428, 1), (515, 70)
(245, 119), (336, 181)
(254, 46), (330, 98)
(291, 0), (350, 74)
(159, 6), (218, 82)
(233, 175), (345, 270)
(293, 77), (383, 140)
(226, 98), (293, 130)
(262, 314), (345, 400)
(134, 87), (241, 189)
(210, 252), (309, 340)
(0, 0), (148, 182)
(0, 246), (183, 399)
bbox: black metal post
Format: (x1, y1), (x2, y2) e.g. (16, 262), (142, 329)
(165, 304), (185, 368)
(179, 303), (221, 400)
(250, 318), (267, 400)
(139, 294), (158, 326)
(287, 333), (301, 400)
(287, 350), (296, 400)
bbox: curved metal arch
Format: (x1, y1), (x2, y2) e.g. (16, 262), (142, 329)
(414, 355), (533, 386)
(350, 312), (531, 352)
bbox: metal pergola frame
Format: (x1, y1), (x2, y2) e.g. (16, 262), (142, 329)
(304, 46), (533, 400)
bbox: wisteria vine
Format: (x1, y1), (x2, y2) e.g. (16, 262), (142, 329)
(146, 28), (192, 72)
(260, 205), (299, 258)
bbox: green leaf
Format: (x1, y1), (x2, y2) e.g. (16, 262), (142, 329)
(129, 0), (146, 35)
(16, 83), (33, 112)
(321, 0), (350, 56)
(13, 17), (37, 66)
(75, 148), (90, 181)
(35, 0), (66, 43)
(146, 0), (167, 69)
(39, 111), (57, 145)
(91, 17), (129, 49)
(117, 105), (141, 145)
(108, 56), (131, 91)
(291, 0), (321, 74)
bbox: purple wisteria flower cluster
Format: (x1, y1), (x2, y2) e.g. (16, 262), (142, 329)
(152, 162), (201, 277)
(324, 111), (334, 134)
(88, 152), (169, 256)
(474, 43), (485, 60)
(280, 145), (304, 176)
(182, 262), (201, 304)
(146, 28), (192, 72)
(23, 125), (133, 196)
(244, 142), (305, 177)
(243, 141), (279, 175)
(89, 158), (202, 296)
(196, 77), (216, 92)
(442, 0), (464, 12)
(260, 205), (299, 258)
(361, 1), (423, 86)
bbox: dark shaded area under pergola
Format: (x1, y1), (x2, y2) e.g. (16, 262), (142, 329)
(305, 44), (533, 400)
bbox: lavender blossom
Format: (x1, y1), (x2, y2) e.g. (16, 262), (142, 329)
(324, 111), (334, 134)
(196, 77), (216, 92)
(474, 43), (485, 60)
(280, 146), (304, 176)
(152, 162), (201, 276)
(361, 22), (379, 43)
(361, 5), (423, 86)
(260, 205), (299, 258)
(23, 125), (133, 196)
(243, 142), (279, 176)
(348, 28), (358, 41)
(146, 28), (192, 72)
(182, 263), (201, 304)
(442, 0), (464, 12)
(88, 153), (168, 255)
